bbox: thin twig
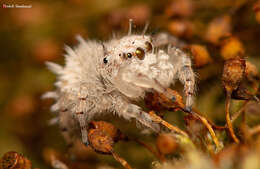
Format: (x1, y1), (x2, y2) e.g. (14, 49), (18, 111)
(149, 111), (189, 137)
(189, 112), (222, 150)
(134, 139), (165, 162)
(207, 100), (249, 130)
(225, 93), (240, 143)
(111, 151), (133, 169)
(192, 108), (227, 130)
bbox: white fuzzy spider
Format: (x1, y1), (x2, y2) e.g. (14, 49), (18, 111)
(43, 20), (195, 146)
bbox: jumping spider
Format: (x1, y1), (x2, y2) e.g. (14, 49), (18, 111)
(44, 20), (196, 146)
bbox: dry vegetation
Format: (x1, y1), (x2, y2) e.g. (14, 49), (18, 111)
(1, 0), (260, 168)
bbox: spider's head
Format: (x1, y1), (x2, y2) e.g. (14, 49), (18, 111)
(98, 20), (172, 99)
(99, 34), (154, 78)
(99, 34), (164, 98)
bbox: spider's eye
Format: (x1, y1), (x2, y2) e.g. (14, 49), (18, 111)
(127, 53), (132, 58)
(145, 41), (152, 52)
(103, 57), (108, 64)
(135, 47), (145, 60)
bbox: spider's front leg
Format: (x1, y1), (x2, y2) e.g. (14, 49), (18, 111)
(116, 101), (160, 133)
(175, 51), (196, 112)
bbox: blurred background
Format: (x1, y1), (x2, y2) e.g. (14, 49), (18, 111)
(1, 0), (260, 168)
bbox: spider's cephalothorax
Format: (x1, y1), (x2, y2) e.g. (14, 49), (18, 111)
(44, 20), (196, 146)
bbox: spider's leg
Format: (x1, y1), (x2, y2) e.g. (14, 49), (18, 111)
(73, 97), (91, 146)
(75, 112), (89, 146)
(177, 54), (196, 112)
(116, 102), (160, 132)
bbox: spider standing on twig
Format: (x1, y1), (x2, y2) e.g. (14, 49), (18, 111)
(43, 19), (196, 146)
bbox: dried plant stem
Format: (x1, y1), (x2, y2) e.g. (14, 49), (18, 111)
(190, 112), (222, 150)
(225, 93), (240, 143)
(149, 111), (189, 137)
(134, 139), (165, 162)
(202, 101), (248, 130)
(190, 108), (226, 131)
(111, 151), (133, 169)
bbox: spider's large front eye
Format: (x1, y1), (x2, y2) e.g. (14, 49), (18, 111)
(145, 41), (152, 52)
(135, 47), (145, 60)
(103, 57), (108, 64)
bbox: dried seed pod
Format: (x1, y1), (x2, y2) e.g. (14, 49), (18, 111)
(144, 92), (170, 115)
(88, 121), (126, 142)
(222, 58), (245, 143)
(167, 20), (193, 38)
(205, 15), (232, 45)
(159, 88), (185, 109)
(87, 121), (125, 154)
(156, 134), (177, 155)
(0, 152), (32, 169)
(220, 36), (245, 60)
(188, 44), (212, 68)
(145, 88), (184, 114)
(88, 129), (114, 154)
(87, 122), (132, 169)
(222, 58), (246, 93)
